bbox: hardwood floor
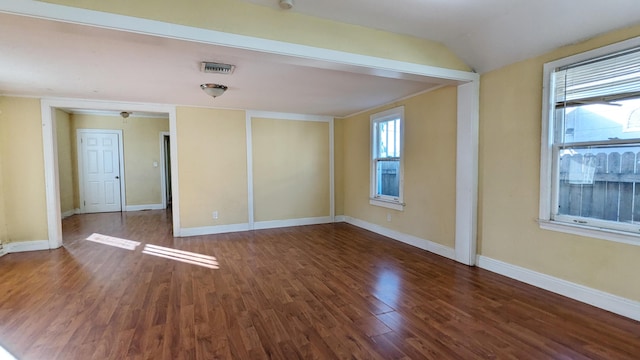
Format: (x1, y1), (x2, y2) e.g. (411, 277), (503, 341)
(0, 210), (638, 359)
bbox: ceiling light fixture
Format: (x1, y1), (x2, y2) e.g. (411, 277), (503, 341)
(200, 83), (228, 98)
(279, 0), (293, 10)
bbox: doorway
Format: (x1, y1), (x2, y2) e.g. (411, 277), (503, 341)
(42, 99), (178, 249)
(160, 132), (172, 208)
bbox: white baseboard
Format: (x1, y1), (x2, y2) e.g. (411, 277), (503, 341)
(0, 248), (6, 257)
(61, 209), (76, 219)
(179, 223), (250, 237)
(254, 216), (333, 230)
(342, 216), (456, 261)
(476, 255), (640, 322)
(125, 204), (164, 211)
(178, 216), (334, 237)
(6, 240), (50, 253)
(334, 215), (346, 222)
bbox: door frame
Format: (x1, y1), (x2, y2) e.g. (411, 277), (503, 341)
(159, 131), (170, 209)
(76, 128), (126, 214)
(41, 99), (179, 249)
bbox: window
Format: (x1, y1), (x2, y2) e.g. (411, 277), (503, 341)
(541, 38), (640, 242)
(370, 106), (404, 210)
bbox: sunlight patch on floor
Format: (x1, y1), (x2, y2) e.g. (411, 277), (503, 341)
(142, 244), (219, 269)
(85, 233), (141, 250)
(0, 344), (17, 360)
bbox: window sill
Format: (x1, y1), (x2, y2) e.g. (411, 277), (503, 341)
(538, 219), (640, 247)
(369, 198), (404, 211)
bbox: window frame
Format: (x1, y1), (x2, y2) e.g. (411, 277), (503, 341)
(540, 36), (640, 246)
(370, 106), (405, 211)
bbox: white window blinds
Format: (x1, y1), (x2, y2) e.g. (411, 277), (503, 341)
(554, 47), (640, 105)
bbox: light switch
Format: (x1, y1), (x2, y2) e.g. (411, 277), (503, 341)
(153, 161), (158, 167)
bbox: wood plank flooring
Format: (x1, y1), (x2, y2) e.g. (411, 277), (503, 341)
(0, 210), (638, 359)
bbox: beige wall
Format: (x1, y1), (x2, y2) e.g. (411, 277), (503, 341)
(72, 114), (169, 207)
(479, 24), (640, 302)
(342, 87), (458, 248)
(0, 97), (48, 243)
(252, 118), (330, 221)
(176, 107), (248, 228)
(41, 0), (468, 71)
(55, 109), (74, 214)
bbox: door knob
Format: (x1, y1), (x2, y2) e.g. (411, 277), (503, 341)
(115, 176), (120, 179)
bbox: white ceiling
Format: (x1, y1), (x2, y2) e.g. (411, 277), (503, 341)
(0, 12), (447, 117)
(1, 1), (639, 117)
(243, 0), (640, 73)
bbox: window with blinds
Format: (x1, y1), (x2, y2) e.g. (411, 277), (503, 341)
(548, 44), (640, 235)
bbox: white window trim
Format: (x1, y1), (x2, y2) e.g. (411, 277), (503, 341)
(540, 36), (640, 246)
(370, 106), (405, 211)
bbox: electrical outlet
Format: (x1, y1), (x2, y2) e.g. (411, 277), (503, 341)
(386, 213), (392, 222)
(212, 211), (219, 220)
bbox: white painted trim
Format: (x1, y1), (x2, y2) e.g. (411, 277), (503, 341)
(159, 131), (170, 209)
(178, 216), (334, 237)
(245, 110), (335, 230)
(245, 112), (255, 229)
(0, 249), (6, 258)
(343, 216), (456, 261)
(61, 209), (76, 219)
(124, 204), (164, 211)
(329, 118), (335, 221)
(168, 107), (180, 236)
(369, 199), (404, 211)
(334, 215), (346, 222)
(41, 98), (177, 247)
(455, 80), (480, 266)
(254, 216), (333, 230)
(41, 100), (63, 249)
(539, 59), (555, 222)
(76, 128), (126, 214)
(539, 220), (640, 247)
(6, 240), (50, 253)
(180, 223), (251, 237)
(245, 110), (332, 123)
(476, 255), (640, 322)
(69, 109), (169, 118)
(0, 0), (478, 83)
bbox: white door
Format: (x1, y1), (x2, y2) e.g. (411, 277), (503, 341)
(80, 132), (122, 213)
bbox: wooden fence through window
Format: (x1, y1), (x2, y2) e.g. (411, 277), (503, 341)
(559, 151), (640, 223)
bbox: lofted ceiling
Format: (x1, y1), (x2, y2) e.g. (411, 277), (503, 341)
(242, 0), (640, 73)
(1, 1), (640, 117)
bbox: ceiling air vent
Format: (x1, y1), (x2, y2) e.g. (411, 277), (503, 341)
(200, 62), (235, 74)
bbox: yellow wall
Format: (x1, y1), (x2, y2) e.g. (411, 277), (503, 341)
(176, 107), (248, 228)
(0, 97), (48, 243)
(252, 118), (330, 221)
(72, 114), (169, 207)
(479, 24), (640, 302)
(55, 109), (74, 214)
(342, 87), (458, 248)
(40, 0), (469, 71)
